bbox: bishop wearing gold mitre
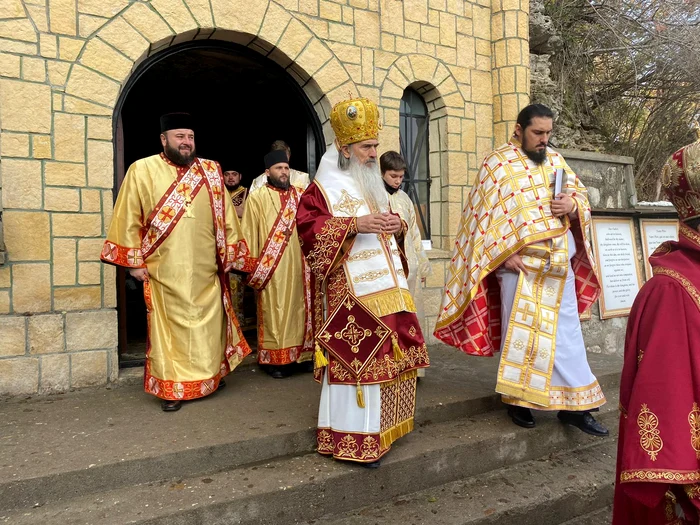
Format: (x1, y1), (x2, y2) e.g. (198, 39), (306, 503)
(237, 150), (314, 378)
(101, 113), (251, 412)
(297, 97), (429, 467)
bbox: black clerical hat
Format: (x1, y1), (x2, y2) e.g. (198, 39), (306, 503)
(160, 112), (195, 133)
(264, 150), (289, 169)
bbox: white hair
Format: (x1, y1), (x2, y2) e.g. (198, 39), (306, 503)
(348, 151), (389, 213)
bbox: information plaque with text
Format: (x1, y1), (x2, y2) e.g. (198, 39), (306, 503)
(639, 218), (679, 280)
(591, 217), (643, 319)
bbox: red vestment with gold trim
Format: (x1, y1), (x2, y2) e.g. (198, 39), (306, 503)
(614, 224), (700, 523)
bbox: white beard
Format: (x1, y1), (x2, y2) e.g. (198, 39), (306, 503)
(349, 154), (389, 213)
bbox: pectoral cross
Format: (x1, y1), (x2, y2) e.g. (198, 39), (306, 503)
(273, 229), (293, 244)
(185, 195), (192, 218)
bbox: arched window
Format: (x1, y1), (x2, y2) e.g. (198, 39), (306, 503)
(399, 88), (430, 238)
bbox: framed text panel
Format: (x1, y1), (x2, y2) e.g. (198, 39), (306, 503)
(591, 217), (644, 319)
(639, 218), (679, 280)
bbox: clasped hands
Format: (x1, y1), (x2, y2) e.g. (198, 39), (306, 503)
(356, 212), (403, 235)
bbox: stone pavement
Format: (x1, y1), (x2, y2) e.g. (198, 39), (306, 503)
(0, 345), (623, 524)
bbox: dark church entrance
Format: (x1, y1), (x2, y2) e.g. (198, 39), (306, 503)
(113, 40), (325, 366)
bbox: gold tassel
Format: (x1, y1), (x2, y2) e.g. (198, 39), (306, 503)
(356, 382), (365, 408)
(314, 343), (328, 368)
(392, 333), (405, 361)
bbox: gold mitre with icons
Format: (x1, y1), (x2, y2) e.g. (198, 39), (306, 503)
(661, 123), (700, 222)
(330, 96), (382, 147)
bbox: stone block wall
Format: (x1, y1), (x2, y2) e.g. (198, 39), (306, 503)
(559, 149), (637, 210)
(0, 0), (531, 395)
(561, 150), (638, 358)
(0, 310), (118, 394)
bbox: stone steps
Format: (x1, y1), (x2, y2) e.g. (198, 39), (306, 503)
(0, 373), (504, 515)
(2, 389), (620, 525)
(559, 505), (613, 524)
(316, 440), (616, 525)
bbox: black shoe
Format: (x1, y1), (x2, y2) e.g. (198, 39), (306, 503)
(161, 400), (182, 412)
(264, 365), (292, 379)
(297, 360), (314, 373)
(217, 378), (226, 390)
(507, 405), (536, 428)
(360, 460), (381, 468)
(557, 411), (609, 437)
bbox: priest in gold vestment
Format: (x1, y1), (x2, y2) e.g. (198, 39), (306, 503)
(238, 150), (313, 378)
(224, 168), (247, 326)
(249, 140), (310, 194)
(224, 168), (247, 219)
(434, 104), (608, 435)
(101, 113), (251, 411)
(298, 98), (429, 467)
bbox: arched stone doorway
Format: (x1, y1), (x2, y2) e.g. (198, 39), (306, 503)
(113, 40), (325, 366)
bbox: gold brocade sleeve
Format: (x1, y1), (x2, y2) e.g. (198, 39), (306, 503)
(101, 163), (147, 268)
(297, 182), (358, 283)
(406, 201), (431, 278)
(390, 191), (431, 279)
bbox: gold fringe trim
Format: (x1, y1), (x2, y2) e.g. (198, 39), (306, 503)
(380, 418), (414, 449)
(358, 288), (416, 318)
(380, 368), (418, 389)
(314, 344), (328, 368)
(502, 395), (606, 412)
(496, 382), (550, 407)
(356, 382), (365, 408)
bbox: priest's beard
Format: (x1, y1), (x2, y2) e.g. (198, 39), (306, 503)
(348, 154), (389, 213)
(521, 135), (547, 165)
(164, 139), (196, 166)
(225, 182), (240, 192)
(268, 175), (290, 190)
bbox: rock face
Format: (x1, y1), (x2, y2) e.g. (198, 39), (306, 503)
(529, 0), (560, 55)
(528, 0), (600, 150)
(529, 0), (567, 142)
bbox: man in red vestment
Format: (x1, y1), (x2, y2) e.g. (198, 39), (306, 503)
(297, 97), (429, 467)
(614, 135), (700, 524)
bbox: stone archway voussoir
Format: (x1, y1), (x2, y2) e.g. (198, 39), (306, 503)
(65, 64), (120, 108)
(409, 55), (440, 84)
(150, 0), (199, 36)
(121, 3), (174, 46)
(210, 0), (269, 37)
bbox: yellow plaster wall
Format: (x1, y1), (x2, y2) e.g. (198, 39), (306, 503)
(0, 0), (530, 395)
